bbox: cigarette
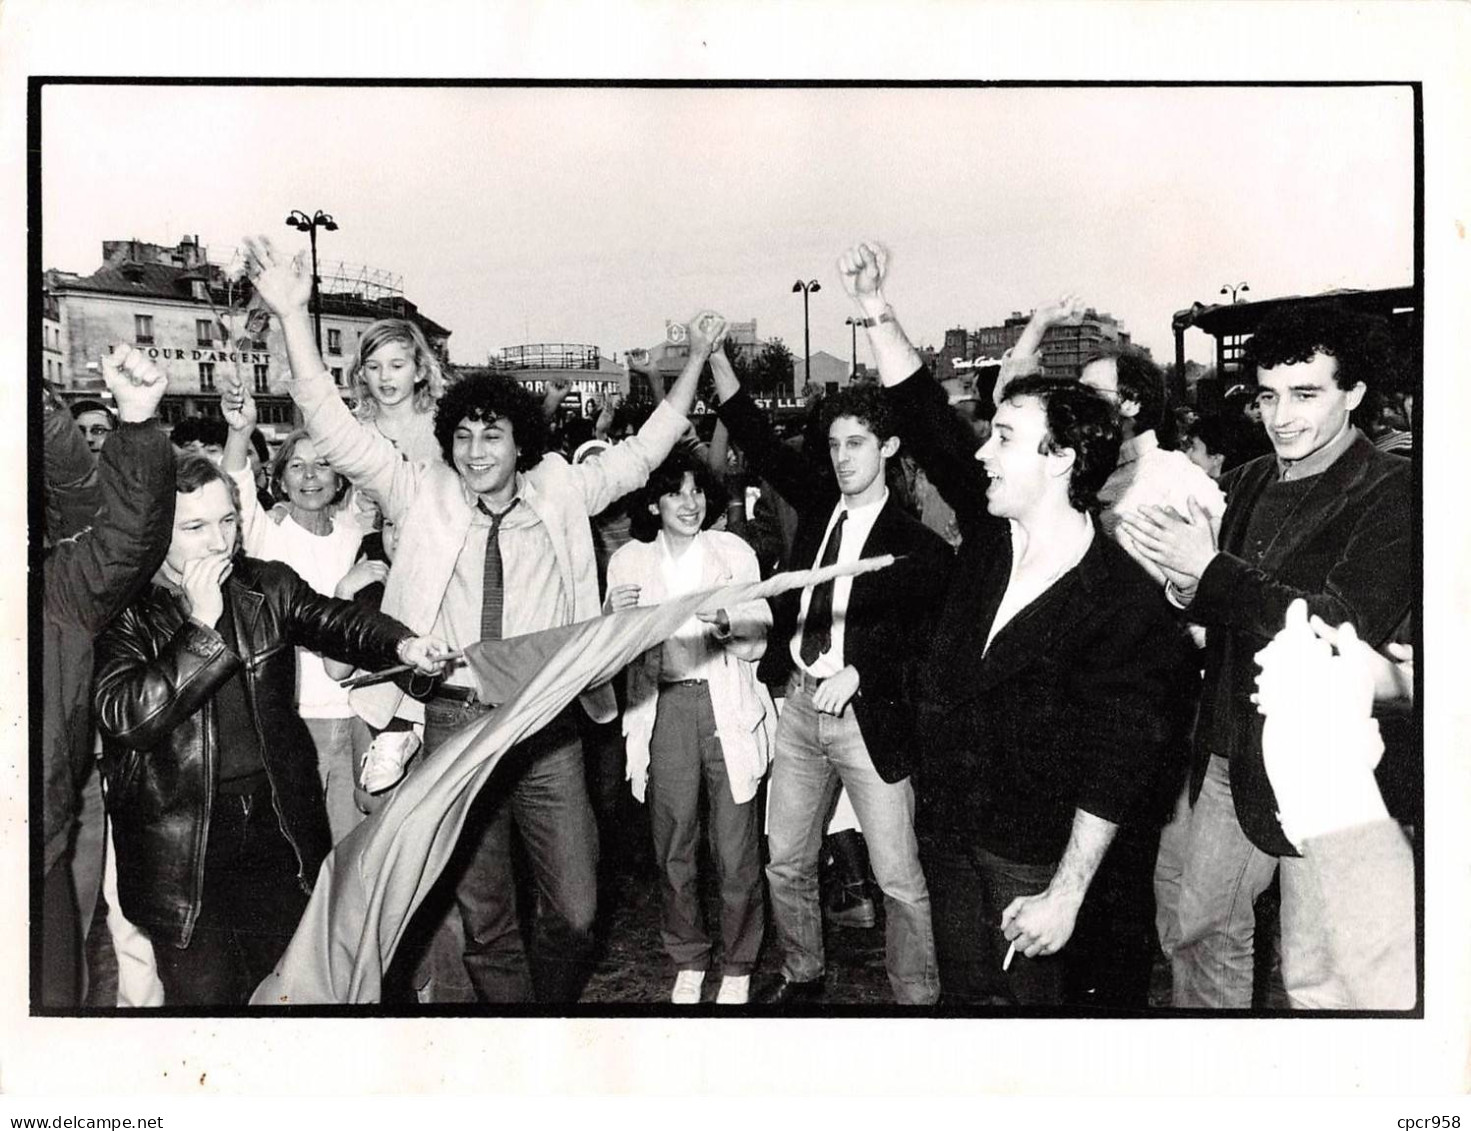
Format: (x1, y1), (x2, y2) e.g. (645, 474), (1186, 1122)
(1003, 942), (1016, 972)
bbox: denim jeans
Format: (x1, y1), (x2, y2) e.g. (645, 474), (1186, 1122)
(765, 678), (938, 1004)
(303, 715), (372, 846)
(925, 841), (1062, 1006)
(413, 698), (599, 1004)
(1161, 754), (1350, 1008)
(647, 683), (763, 976)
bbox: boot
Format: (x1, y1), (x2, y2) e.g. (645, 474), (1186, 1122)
(823, 830), (876, 929)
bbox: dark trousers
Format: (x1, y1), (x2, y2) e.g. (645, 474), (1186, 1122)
(925, 840), (1063, 1006)
(1062, 824), (1160, 1008)
(39, 858), (80, 1008)
(647, 683), (764, 975)
(151, 777), (309, 1006)
(413, 698), (599, 1004)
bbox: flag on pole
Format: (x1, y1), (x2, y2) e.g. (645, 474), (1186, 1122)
(251, 554), (896, 1004)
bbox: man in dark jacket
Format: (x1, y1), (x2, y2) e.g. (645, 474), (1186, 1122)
(1120, 302), (1414, 1008)
(840, 241), (1192, 1006)
(710, 348), (953, 1006)
(94, 456), (448, 1005)
(41, 348), (176, 1007)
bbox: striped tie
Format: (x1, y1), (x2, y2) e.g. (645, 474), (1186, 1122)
(479, 499), (519, 642)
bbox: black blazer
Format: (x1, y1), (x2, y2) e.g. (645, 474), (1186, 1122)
(1188, 436), (1414, 856)
(94, 555), (413, 948)
(884, 369), (1196, 863)
(717, 390), (953, 783)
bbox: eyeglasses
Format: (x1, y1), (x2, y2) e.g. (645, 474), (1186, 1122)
(79, 424), (114, 436)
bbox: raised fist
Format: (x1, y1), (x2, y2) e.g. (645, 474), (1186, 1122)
(100, 344), (169, 423)
(836, 241), (890, 301)
(242, 235), (313, 317)
(685, 310), (727, 356)
(220, 376), (258, 433)
(1034, 294), (1086, 328)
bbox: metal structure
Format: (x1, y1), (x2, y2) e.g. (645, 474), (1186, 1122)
(317, 260), (405, 302)
(492, 343), (604, 371)
(844, 315), (859, 375)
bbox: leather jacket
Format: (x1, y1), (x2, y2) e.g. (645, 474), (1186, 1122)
(94, 554), (412, 948)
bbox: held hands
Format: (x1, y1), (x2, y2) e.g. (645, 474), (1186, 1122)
(397, 635), (453, 676)
(241, 235), (313, 317)
(334, 559), (389, 599)
(182, 552), (232, 627)
(220, 376), (258, 433)
(1116, 497), (1220, 583)
(836, 242), (890, 311)
(1000, 885), (1083, 959)
(603, 583), (641, 613)
(685, 310), (728, 358)
(811, 665), (860, 716)
(100, 344), (169, 423)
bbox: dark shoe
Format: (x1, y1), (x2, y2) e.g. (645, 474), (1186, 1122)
(758, 976), (826, 1005)
(824, 884), (877, 929)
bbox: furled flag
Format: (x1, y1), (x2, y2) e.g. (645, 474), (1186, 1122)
(251, 554), (895, 1004)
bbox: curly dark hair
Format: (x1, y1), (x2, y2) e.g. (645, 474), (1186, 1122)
(1243, 302), (1395, 426)
(1001, 376), (1122, 514)
(818, 383), (897, 443)
(433, 372), (549, 472)
(628, 449), (729, 542)
(1083, 345), (1168, 439)
(170, 415), (228, 450)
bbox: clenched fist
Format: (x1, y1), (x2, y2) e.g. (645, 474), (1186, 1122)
(100, 344), (169, 423)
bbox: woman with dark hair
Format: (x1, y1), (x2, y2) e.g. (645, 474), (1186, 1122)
(221, 393), (370, 845)
(604, 451), (773, 1005)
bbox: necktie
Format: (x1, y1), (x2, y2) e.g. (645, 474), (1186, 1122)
(800, 509), (846, 665)
(479, 499), (519, 641)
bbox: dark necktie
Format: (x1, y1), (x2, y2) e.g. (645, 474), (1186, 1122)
(479, 499), (519, 642)
(800, 509), (847, 665)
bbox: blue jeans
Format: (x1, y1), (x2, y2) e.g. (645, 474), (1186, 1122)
(765, 677), (938, 1004)
(1161, 754), (1349, 1008)
(416, 698), (599, 1003)
(302, 715), (372, 846)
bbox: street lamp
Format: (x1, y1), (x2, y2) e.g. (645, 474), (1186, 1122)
(792, 278), (821, 396)
(1220, 281), (1250, 304)
(286, 209), (339, 352)
(844, 315), (860, 378)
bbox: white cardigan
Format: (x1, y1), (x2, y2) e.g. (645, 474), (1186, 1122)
(607, 530), (775, 804)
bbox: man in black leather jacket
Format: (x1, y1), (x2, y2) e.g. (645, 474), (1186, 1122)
(94, 456), (447, 1005)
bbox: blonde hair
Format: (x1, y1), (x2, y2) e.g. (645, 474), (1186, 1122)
(347, 318), (446, 420)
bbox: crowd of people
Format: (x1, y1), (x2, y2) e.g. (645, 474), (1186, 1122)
(39, 235), (1418, 1011)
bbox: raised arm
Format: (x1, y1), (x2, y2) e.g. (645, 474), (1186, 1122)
(242, 236), (421, 519)
(42, 384), (101, 541)
(710, 349), (832, 513)
(567, 311), (718, 517)
(44, 346), (176, 635)
(219, 378), (271, 556)
(835, 242), (923, 388)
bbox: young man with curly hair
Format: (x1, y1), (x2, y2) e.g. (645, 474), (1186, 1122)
(244, 235), (713, 1003)
(840, 241), (1193, 1006)
(1120, 302), (1415, 1009)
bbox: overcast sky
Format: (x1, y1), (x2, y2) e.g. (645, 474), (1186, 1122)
(41, 83), (1414, 367)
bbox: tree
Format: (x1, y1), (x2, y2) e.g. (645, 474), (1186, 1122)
(748, 337), (795, 398)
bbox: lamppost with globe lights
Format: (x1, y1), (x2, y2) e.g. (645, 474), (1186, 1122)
(1220, 281), (1250, 304)
(286, 209), (338, 353)
(792, 278), (820, 397)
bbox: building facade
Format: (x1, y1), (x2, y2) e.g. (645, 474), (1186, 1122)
(969, 307), (1137, 380)
(44, 236), (450, 439)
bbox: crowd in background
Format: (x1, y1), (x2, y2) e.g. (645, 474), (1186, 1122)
(40, 235), (1418, 1011)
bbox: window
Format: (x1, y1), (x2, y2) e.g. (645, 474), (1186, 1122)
(327, 328), (343, 355)
(134, 314), (154, 345)
(199, 362), (216, 391)
(196, 318), (215, 347)
(330, 367), (343, 385)
(254, 364), (270, 394)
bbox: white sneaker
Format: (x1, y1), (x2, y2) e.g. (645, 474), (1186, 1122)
(716, 974), (750, 1004)
(359, 729), (421, 795)
(671, 969), (706, 1004)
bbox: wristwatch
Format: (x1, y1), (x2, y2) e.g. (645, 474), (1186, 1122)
(859, 309), (895, 328)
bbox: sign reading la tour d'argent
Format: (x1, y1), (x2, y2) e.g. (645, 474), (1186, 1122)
(142, 347), (272, 365)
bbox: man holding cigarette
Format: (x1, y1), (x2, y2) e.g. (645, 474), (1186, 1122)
(841, 240), (1192, 1005)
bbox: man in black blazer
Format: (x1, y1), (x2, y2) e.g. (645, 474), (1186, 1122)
(839, 241), (1193, 1005)
(1121, 302), (1414, 1008)
(710, 349), (953, 1005)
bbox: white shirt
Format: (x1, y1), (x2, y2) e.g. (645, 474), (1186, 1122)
(985, 518), (1094, 654)
(790, 489), (889, 678)
(657, 531), (714, 681)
